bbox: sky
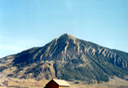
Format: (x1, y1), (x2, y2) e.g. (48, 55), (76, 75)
(0, 0), (128, 58)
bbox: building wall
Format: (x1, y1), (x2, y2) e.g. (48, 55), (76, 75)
(59, 86), (62, 88)
(45, 81), (59, 88)
(59, 86), (70, 88)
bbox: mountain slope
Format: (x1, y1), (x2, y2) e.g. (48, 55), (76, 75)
(0, 33), (128, 83)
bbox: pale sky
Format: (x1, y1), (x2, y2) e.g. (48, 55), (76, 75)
(0, 0), (128, 58)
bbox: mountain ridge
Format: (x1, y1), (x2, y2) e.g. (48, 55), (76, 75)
(0, 33), (128, 83)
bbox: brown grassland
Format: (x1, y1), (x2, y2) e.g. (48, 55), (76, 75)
(0, 77), (128, 88)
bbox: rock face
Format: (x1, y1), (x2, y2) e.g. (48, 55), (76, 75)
(0, 33), (128, 82)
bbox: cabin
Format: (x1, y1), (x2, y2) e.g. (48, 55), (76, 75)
(44, 79), (70, 88)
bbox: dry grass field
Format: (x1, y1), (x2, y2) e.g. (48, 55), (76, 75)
(0, 77), (128, 88)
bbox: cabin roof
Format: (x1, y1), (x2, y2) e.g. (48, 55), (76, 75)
(53, 79), (70, 86)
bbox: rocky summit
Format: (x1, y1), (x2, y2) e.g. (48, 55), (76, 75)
(0, 33), (128, 83)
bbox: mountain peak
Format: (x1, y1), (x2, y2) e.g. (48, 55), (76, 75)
(61, 33), (70, 37)
(58, 33), (76, 40)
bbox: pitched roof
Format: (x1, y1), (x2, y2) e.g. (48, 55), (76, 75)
(53, 79), (70, 86)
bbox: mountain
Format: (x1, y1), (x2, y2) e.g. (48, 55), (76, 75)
(0, 33), (128, 83)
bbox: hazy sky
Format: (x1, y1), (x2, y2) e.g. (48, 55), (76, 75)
(0, 0), (128, 58)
